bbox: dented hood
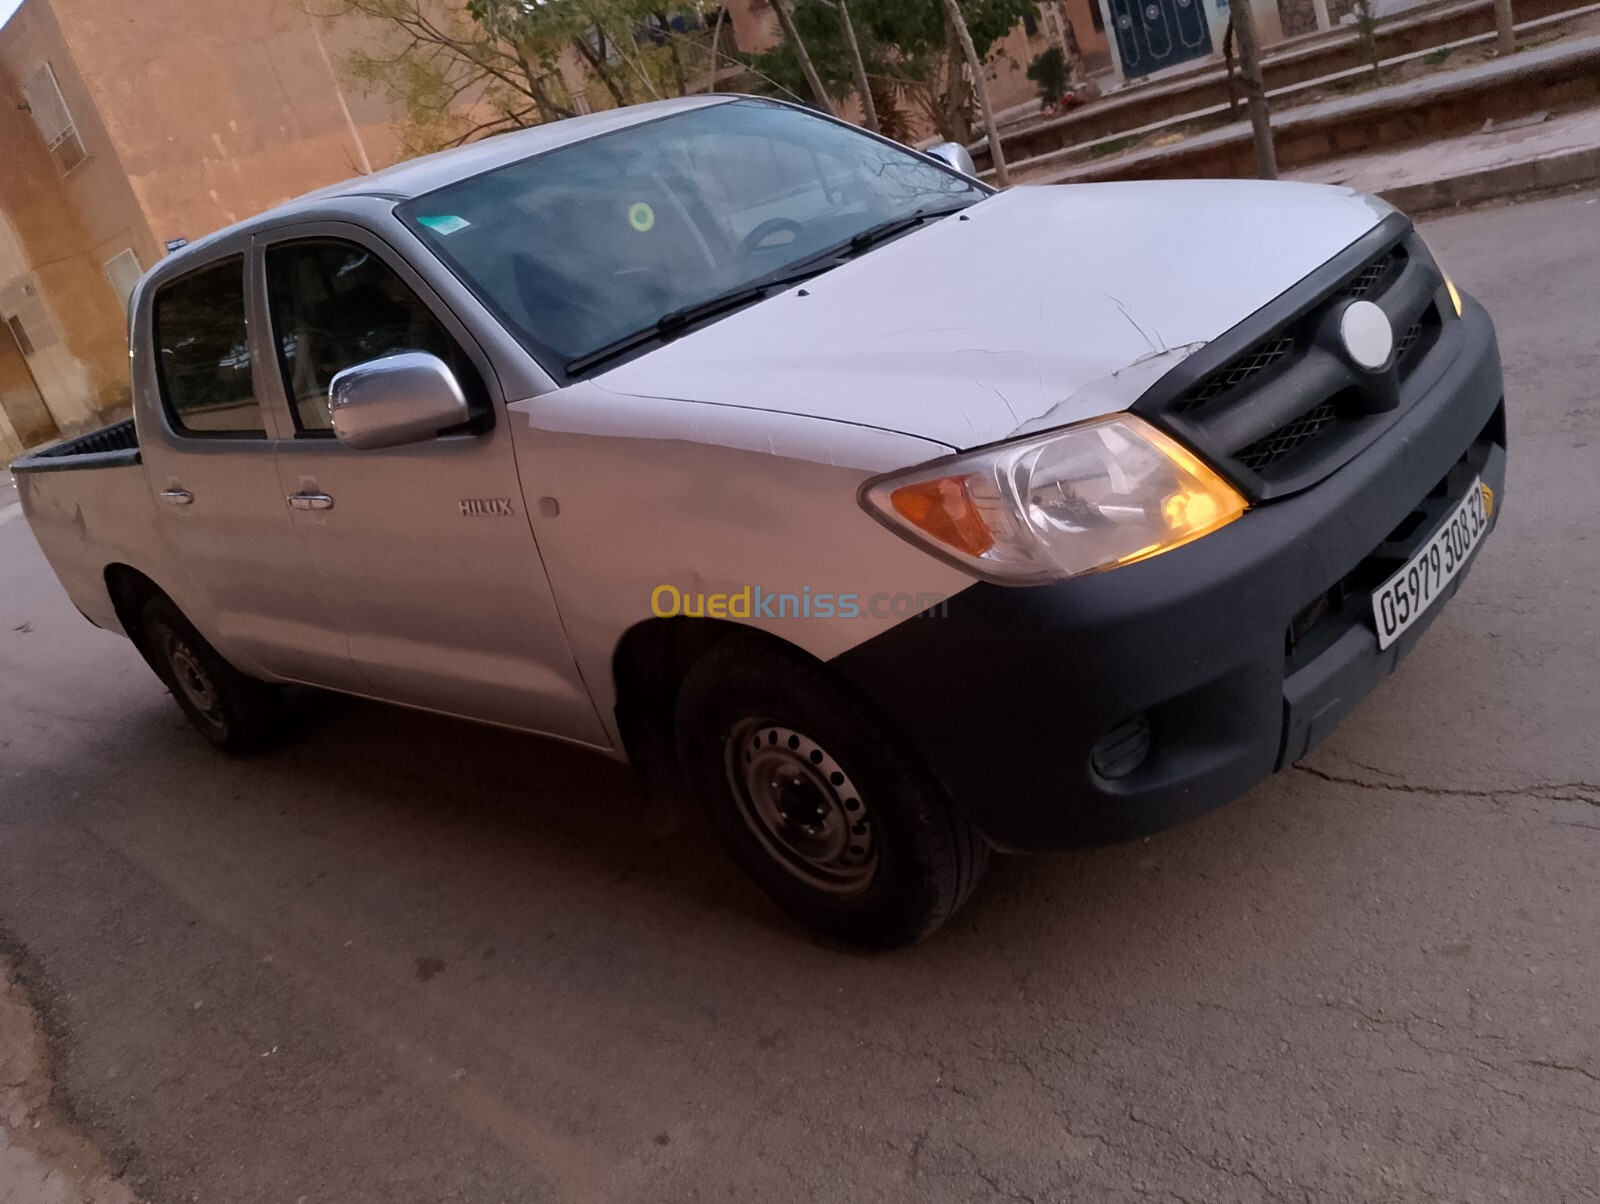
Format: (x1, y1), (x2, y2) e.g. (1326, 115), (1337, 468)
(592, 179), (1392, 451)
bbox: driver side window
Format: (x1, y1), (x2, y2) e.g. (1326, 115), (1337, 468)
(265, 238), (487, 435)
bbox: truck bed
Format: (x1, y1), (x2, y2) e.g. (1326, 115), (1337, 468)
(10, 419), (140, 475)
(13, 417), (164, 638)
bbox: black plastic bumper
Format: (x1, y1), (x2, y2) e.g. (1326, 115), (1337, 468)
(831, 300), (1506, 852)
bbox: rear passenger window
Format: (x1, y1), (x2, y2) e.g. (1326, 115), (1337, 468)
(265, 238), (487, 435)
(152, 257), (264, 437)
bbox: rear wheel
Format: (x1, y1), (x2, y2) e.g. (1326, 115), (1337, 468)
(140, 595), (287, 755)
(675, 635), (987, 947)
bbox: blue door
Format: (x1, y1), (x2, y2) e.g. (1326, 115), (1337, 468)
(1108, 0), (1213, 76)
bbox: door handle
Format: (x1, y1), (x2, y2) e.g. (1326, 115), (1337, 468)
(159, 488), (193, 506)
(287, 492), (335, 512)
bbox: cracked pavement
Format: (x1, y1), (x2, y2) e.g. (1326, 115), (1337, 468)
(2, 189), (1599, 1203)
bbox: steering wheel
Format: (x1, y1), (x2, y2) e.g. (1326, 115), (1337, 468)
(740, 217), (806, 257)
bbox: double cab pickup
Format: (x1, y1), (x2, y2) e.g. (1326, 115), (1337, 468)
(15, 96), (1506, 945)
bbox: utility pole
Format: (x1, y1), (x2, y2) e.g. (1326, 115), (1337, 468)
(1230, 0), (1277, 179)
(1493, 0), (1516, 54)
(941, 0), (1010, 186)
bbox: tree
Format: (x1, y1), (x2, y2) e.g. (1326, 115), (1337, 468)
(1026, 45), (1068, 108)
(321, 0), (741, 153)
(942, 0), (1008, 184)
(1229, 0), (1277, 179)
(745, 0), (1037, 145)
(1493, 0), (1515, 55)
(772, 0), (836, 112)
(830, 0), (880, 131)
(321, 0), (576, 151)
(1351, 0), (1381, 81)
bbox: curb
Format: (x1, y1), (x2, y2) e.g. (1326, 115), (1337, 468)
(1380, 145), (1600, 211)
(1014, 33), (1600, 186)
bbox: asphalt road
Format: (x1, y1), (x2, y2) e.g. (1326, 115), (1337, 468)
(3, 190), (1599, 1204)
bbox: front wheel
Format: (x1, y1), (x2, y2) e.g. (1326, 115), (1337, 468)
(140, 595), (288, 755)
(675, 635), (988, 947)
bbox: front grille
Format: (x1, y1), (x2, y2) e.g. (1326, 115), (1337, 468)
(1133, 217), (1454, 502)
(1234, 401), (1339, 472)
(1396, 305), (1441, 368)
(1171, 332), (1296, 415)
(1338, 246), (1407, 299)
(1396, 316), (1424, 362)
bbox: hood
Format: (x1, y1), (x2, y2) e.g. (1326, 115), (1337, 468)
(592, 180), (1392, 451)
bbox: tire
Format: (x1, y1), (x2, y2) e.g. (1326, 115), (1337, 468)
(140, 594), (288, 755)
(674, 634), (988, 948)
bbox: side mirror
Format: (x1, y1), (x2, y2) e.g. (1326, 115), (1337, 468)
(924, 141), (978, 178)
(329, 352), (471, 451)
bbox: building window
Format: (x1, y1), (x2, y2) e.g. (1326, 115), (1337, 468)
(22, 64), (89, 175)
(5, 315), (34, 358)
(104, 250), (143, 314)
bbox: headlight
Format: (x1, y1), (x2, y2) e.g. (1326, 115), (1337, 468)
(1426, 242), (1464, 316)
(860, 414), (1247, 585)
(1442, 272), (1463, 318)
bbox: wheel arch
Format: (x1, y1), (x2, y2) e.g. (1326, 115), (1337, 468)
(103, 563), (171, 656)
(611, 617), (830, 775)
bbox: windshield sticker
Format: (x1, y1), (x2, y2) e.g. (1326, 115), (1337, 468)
(628, 202), (655, 233)
(417, 214), (471, 235)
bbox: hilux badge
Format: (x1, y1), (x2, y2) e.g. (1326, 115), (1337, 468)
(460, 498), (514, 516)
(1340, 300), (1394, 370)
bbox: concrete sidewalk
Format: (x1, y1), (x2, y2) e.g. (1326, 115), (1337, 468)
(1288, 105), (1600, 211)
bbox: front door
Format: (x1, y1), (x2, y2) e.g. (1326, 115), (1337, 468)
(257, 226), (607, 747)
(1107, 0), (1213, 77)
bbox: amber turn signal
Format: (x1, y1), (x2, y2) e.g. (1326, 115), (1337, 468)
(889, 476), (995, 557)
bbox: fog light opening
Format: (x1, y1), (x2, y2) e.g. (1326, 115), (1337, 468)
(1090, 714), (1152, 780)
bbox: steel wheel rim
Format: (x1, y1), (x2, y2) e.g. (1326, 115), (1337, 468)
(724, 719), (876, 895)
(161, 630), (225, 733)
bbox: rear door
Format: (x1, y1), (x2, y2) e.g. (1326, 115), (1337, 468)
(137, 243), (347, 684)
(255, 223), (607, 746)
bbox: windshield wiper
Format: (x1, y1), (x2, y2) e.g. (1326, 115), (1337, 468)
(565, 262), (835, 377)
(845, 203), (971, 256)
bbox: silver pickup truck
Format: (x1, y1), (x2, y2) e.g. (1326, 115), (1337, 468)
(15, 95), (1506, 946)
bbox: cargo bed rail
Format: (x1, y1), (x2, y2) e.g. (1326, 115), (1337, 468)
(11, 420), (140, 474)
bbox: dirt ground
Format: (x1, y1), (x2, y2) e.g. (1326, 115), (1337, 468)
(0, 962), (136, 1204)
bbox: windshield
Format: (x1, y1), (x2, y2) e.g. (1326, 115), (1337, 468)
(397, 99), (987, 373)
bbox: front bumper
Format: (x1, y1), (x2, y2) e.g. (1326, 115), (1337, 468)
(831, 299), (1506, 852)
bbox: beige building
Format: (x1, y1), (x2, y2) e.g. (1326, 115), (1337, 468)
(0, 0), (408, 461)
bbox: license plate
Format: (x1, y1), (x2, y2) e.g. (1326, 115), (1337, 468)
(1372, 477), (1491, 650)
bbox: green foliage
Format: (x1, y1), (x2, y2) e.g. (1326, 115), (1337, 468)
(744, 0), (1037, 139)
(330, 0), (728, 154)
(1026, 45), (1068, 107)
